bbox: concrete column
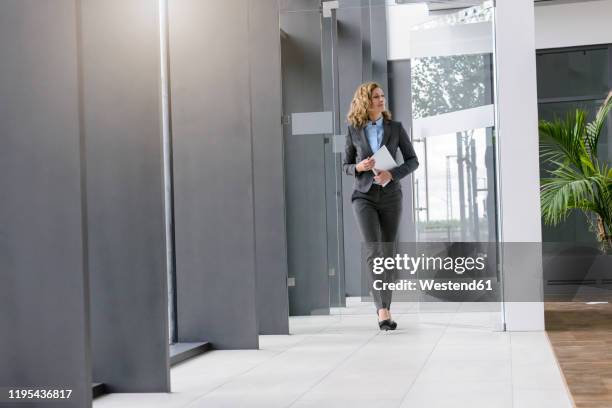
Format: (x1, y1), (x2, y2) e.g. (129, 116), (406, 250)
(80, 0), (171, 391)
(494, 0), (545, 331)
(0, 1), (92, 406)
(168, 0), (260, 348)
(250, 0), (290, 335)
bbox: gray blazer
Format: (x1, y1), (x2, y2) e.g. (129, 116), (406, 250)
(343, 119), (419, 193)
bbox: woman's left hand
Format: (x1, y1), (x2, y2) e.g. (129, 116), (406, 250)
(373, 170), (392, 185)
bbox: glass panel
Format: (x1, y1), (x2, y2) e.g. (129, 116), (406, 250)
(538, 99), (609, 244)
(280, 1), (502, 328)
(539, 99), (608, 163)
(406, 4), (501, 320)
(537, 48), (609, 99)
(413, 128), (496, 242)
(412, 54), (494, 118)
(409, 5), (497, 245)
(280, 5), (333, 316)
(536, 47), (612, 303)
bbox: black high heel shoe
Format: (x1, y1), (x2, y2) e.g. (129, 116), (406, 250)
(378, 319), (393, 331)
(388, 320), (397, 330)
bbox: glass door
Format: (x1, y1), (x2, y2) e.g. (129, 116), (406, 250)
(408, 4), (497, 244)
(279, 0), (503, 328)
(394, 2), (501, 323)
(280, 3), (337, 316)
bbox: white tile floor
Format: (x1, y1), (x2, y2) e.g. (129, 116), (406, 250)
(94, 300), (573, 408)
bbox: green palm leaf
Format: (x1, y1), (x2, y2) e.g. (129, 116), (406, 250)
(540, 165), (596, 225)
(539, 110), (588, 171)
(539, 93), (612, 249)
(585, 91), (612, 158)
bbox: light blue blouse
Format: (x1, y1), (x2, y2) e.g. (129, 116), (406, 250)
(364, 116), (383, 153)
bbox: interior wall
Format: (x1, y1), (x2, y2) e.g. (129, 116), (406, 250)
(81, 0), (170, 391)
(0, 1), (92, 406)
(337, 5), (366, 297)
(495, 0), (545, 331)
(1, 7), (289, 405)
(535, 0), (612, 49)
(168, 0), (260, 348)
(280, 1), (331, 316)
(387, 60), (417, 244)
(337, 3), (393, 297)
(321, 13), (346, 308)
(250, 0), (290, 335)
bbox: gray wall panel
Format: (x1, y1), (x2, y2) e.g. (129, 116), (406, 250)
(0, 1), (91, 406)
(388, 60), (417, 243)
(370, 4), (389, 91)
(322, 13), (346, 308)
(281, 5), (331, 316)
(250, 0), (290, 335)
(80, 0), (170, 392)
(337, 6), (366, 296)
(169, 0), (259, 349)
(337, 4), (393, 297)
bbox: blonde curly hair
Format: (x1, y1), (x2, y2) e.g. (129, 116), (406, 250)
(346, 82), (392, 129)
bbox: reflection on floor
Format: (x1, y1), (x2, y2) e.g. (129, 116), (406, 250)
(94, 299), (572, 408)
(546, 301), (612, 408)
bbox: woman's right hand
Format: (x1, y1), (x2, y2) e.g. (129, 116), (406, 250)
(356, 157), (375, 173)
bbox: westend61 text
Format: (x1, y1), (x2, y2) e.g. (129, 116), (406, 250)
(373, 279), (493, 292)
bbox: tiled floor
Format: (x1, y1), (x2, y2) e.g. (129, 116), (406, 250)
(94, 300), (572, 408)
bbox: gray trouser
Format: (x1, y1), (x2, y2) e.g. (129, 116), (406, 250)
(352, 184), (402, 312)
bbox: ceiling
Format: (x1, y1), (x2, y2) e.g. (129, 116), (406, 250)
(393, 0), (604, 10)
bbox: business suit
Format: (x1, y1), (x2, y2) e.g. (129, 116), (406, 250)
(343, 118), (419, 311)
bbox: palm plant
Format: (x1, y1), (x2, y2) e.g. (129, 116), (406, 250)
(539, 92), (612, 252)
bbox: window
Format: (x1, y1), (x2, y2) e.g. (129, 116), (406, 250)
(536, 45), (612, 243)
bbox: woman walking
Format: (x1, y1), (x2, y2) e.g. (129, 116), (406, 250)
(343, 82), (419, 330)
